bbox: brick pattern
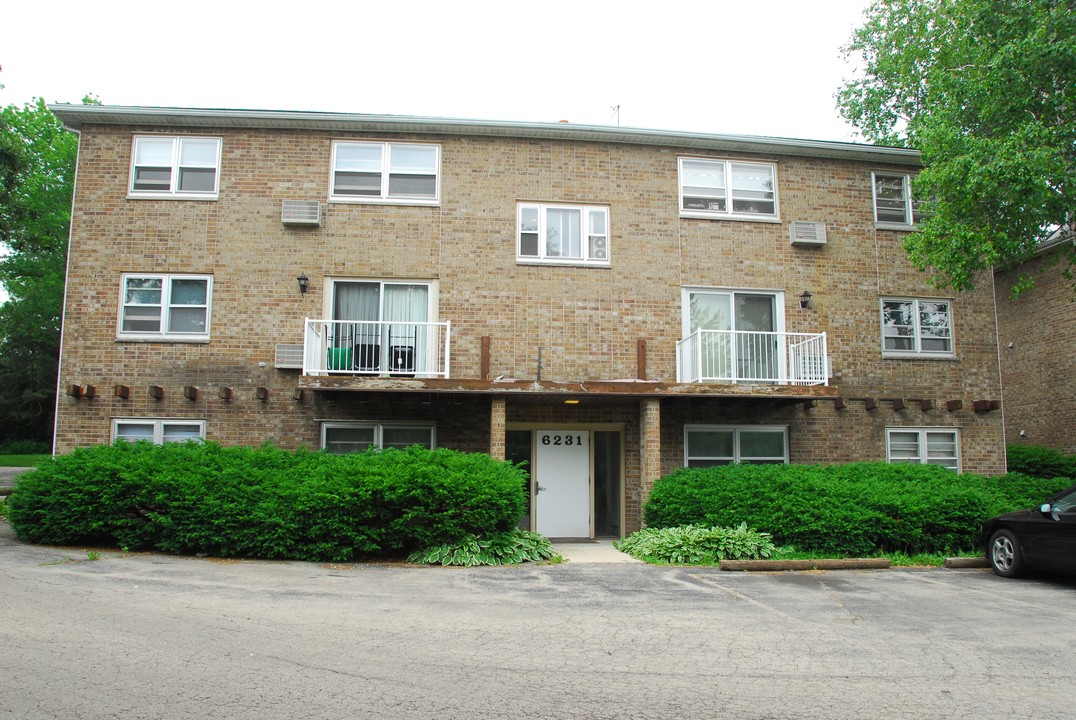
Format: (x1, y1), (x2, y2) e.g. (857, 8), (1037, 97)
(995, 247), (1076, 454)
(55, 119), (1008, 534)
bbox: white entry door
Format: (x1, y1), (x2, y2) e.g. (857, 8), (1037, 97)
(534, 430), (591, 538)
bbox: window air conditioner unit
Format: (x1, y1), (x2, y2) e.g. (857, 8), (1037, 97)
(789, 221), (827, 247)
(281, 200), (322, 226)
(275, 344), (304, 369)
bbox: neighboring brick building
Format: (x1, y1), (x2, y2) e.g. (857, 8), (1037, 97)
(995, 232), (1075, 455)
(49, 104), (1007, 537)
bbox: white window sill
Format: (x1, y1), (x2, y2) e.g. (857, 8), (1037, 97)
(882, 351), (956, 360)
(127, 193), (218, 201)
(328, 196), (440, 207)
(116, 336), (211, 344)
(680, 211), (782, 223)
(516, 259), (611, 269)
(874, 222), (918, 232)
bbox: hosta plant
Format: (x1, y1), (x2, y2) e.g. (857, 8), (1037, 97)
(615, 523), (776, 565)
(408, 529), (559, 567)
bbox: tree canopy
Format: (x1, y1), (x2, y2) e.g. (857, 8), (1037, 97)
(838, 0), (1075, 294)
(0, 98), (79, 442)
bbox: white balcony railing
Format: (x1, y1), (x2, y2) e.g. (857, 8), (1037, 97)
(303, 319), (451, 378)
(676, 330), (828, 386)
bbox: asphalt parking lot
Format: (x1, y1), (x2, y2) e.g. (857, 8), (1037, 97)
(2, 518), (1074, 720)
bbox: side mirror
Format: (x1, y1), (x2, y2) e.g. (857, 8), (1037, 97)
(1040, 503), (1062, 521)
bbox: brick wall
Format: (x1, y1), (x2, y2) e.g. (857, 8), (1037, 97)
(55, 121), (1006, 482)
(995, 246), (1076, 454)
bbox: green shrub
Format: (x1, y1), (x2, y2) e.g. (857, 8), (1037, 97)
(8, 442), (527, 562)
(1006, 444), (1076, 480)
(408, 529), (557, 566)
(643, 462), (1070, 556)
(0, 439), (50, 455)
(615, 523), (775, 565)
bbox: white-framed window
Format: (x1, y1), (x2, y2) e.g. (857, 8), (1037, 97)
(129, 136), (222, 199)
(684, 425), (788, 467)
(872, 172), (920, 228)
(330, 141), (440, 204)
(679, 158), (779, 220)
(881, 298), (953, 356)
(113, 419), (205, 444)
(118, 274), (212, 341)
(321, 422), (436, 453)
(517, 203), (610, 265)
(886, 428), (960, 471)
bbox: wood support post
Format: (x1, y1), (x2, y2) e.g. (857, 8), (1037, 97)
(480, 336), (491, 380)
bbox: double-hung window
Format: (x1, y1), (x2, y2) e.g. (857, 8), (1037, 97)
(129, 136), (221, 198)
(679, 158), (778, 220)
(113, 419), (205, 444)
(321, 423), (436, 453)
(872, 172), (920, 227)
(331, 141), (440, 204)
(881, 298), (952, 356)
(119, 274), (212, 341)
(684, 425), (788, 467)
(517, 203), (610, 265)
(887, 428), (959, 471)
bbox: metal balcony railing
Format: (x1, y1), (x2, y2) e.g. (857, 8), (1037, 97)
(676, 330), (828, 385)
(303, 319), (451, 378)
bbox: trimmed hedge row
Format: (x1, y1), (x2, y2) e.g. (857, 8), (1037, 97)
(8, 441), (526, 561)
(1006, 444), (1076, 480)
(643, 463), (1070, 556)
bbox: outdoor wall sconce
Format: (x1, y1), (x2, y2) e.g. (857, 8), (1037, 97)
(297, 273), (309, 295)
(799, 290), (813, 309)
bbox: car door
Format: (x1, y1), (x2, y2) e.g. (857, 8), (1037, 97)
(1032, 487), (1076, 572)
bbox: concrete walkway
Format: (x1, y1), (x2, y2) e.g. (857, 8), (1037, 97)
(552, 539), (642, 563)
(0, 467), (32, 495)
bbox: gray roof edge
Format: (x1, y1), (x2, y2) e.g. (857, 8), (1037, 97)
(48, 103), (921, 165)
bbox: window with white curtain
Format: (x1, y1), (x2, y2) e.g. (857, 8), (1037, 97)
(517, 203), (609, 265)
(330, 280), (432, 373)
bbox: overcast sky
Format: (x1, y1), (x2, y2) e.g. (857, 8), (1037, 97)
(1, 0), (873, 142)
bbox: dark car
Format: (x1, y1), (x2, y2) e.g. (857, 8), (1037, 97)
(983, 484), (1076, 578)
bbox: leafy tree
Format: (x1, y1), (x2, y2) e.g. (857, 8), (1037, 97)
(0, 98), (79, 442)
(838, 0), (1075, 294)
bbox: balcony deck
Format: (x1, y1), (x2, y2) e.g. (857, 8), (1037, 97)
(297, 375), (840, 400)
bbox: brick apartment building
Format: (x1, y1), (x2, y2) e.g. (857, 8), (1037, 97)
(995, 231), (1075, 455)
(49, 104), (1007, 538)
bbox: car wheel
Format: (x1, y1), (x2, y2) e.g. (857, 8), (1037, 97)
(989, 529), (1025, 578)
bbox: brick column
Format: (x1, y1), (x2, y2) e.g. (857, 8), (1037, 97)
(489, 396), (506, 460)
(639, 398), (662, 523)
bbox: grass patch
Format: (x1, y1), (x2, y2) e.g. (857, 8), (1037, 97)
(0, 454), (48, 467)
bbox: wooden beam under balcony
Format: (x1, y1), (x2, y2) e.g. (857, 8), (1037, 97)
(296, 376), (841, 400)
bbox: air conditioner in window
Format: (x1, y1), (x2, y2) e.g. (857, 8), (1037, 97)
(281, 200), (322, 226)
(589, 236), (609, 260)
(789, 221), (827, 247)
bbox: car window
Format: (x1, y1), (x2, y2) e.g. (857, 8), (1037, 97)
(1051, 488), (1076, 514)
